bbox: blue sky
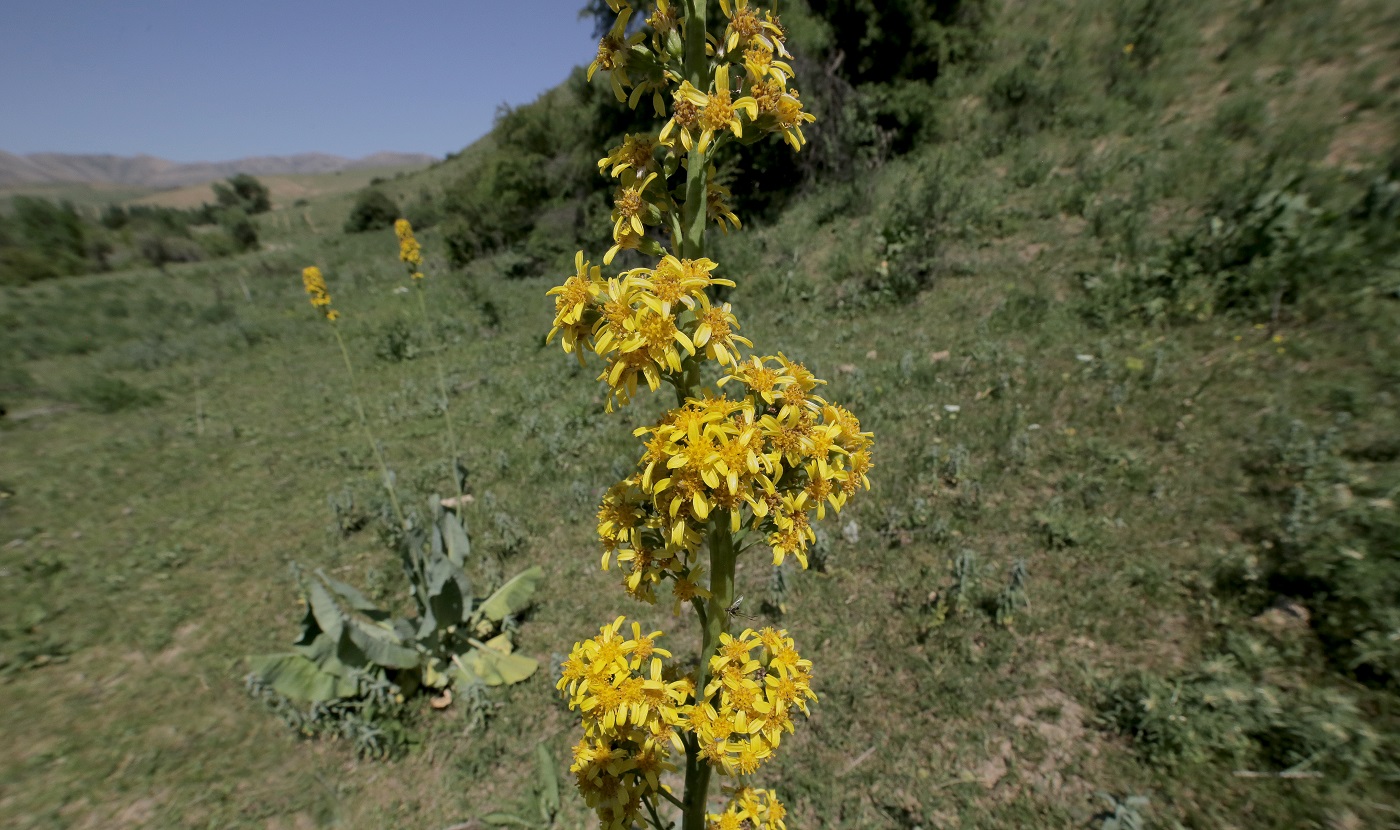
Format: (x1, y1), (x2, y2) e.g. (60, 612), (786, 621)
(0, 0), (599, 162)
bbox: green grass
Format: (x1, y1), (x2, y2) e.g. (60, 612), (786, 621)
(2, 0), (1399, 828)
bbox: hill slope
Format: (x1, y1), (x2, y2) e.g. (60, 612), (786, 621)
(0, 150), (437, 189)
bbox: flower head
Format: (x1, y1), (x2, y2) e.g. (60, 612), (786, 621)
(393, 219), (422, 268)
(301, 266), (336, 319)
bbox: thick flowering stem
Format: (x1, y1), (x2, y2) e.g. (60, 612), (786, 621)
(685, 515), (736, 830)
(679, 0), (709, 261)
(330, 323), (407, 530)
(681, 149), (709, 260)
(414, 280), (465, 499)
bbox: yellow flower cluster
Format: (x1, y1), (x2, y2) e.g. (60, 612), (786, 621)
(556, 3), (864, 825)
(555, 620), (811, 827)
(557, 617), (691, 830)
(301, 266), (339, 320)
(547, 251), (746, 410)
(709, 786), (788, 830)
(394, 218), (424, 278)
(586, 0), (816, 259)
(592, 357), (872, 604)
(690, 627), (815, 776)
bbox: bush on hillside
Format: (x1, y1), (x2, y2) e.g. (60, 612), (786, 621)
(1247, 418), (1400, 688)
(212, 173), (272, 215)
(344, 189), (400, 234)
(219, 208), (259, 252)
(1080, 159), (1400, 324)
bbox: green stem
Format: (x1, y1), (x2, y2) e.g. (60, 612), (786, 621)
(643, 792), (669, 830)
(414, 279), (465, 499)
(679, 0), (709, 261)
(331, 323), (407, 529)
(683, 514), (736, 830)
(676, 6), (717, 829)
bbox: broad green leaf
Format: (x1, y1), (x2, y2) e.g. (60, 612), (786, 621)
(427, 557), (467, 627)
(316, 570), (387, 620)
(424, 658), (449, 690)
(446, 659), (478, 690)
(461, 648), (538, 686)
(248, 653), (357, 703)
(534, 742), (559, 820)
(440, 511), (472, 567)
(292, 602), (321, 648)
(416, 609), (440, 643)
(476, 566), (544, 623)
(334, 626), (369, 669)
(306, 580), (345, 641)
(294, 631), (337, 662)
(483, 633), (513, 654)
(346, 618), (419, 669)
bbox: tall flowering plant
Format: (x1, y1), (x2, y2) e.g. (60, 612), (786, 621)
(547, 2), (873, 828)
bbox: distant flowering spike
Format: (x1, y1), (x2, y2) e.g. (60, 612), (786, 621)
(393, 219), (423, 269)
(301, 266), (337, 319)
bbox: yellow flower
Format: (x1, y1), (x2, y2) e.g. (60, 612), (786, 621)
(604, 224), (650, 266)
(743, 41), (792, 85)
(301, 266), (337, 318)
(671, 65), (758, 155)
(546, 252), (604, 360)
(599, 133), (658, 178)
(588, 6), (647, 102)
(707, 177), (742, 233)
(611, 170), (662, 241)
(393, 218), (422, 267)
(635, 254), (725, 316)
(718, 0), (789, 57)
(692, 294), (751, 368)
(772, 88), (817, 151)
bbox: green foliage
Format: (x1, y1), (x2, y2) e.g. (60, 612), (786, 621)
(1081, 160), (1400, 324)
(1248, 418), (1400, 687)
(211, 173), (272, 214)
(70, 375), (163, 413)
(482, 744), (562, 828)
(218, 207), (260, 252)
(929, 549), (979, 628)
(995, 559), (1030, 628)
(246, 499), (543, 754)
(988, 39), (1066, 136)
(374, 318), (420, 363)
(0, 197), (89, 283)
(1096, 638), (1381, 775)
(344, 189), (400, 233)
(1093, 794), (1151, 830)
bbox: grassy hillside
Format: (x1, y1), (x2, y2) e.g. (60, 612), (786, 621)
(2, 1), (1398, 828)
(0, 182), (160, 212)
(128, 164), (430, 211)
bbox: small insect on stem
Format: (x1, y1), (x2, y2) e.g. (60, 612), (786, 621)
(726, 595), (757, 623)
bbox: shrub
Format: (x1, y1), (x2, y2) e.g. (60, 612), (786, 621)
(212, 173), (272, 214)
(1080, 159), (1400, 323)
(71, 376), (163, 413)
(219, 207), (260, 251)
(344, 189), (400, 234)
(1097, 643), (1380, 775)
(1250, 419), (1400, 687)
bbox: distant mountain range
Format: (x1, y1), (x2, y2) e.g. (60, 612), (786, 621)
(0, 151), (437, 189)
